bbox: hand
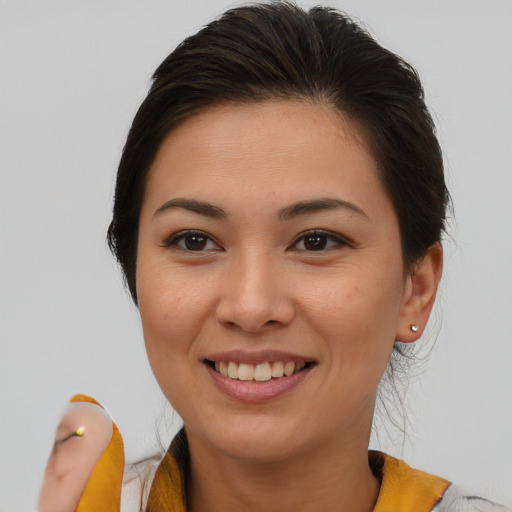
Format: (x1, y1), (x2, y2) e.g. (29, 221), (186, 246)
(38, 395), (124, 512)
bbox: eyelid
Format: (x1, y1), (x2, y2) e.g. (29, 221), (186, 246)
(289, 229), (352, 251)
(162, 228), (351, 253)
(163, 229), (222, 252)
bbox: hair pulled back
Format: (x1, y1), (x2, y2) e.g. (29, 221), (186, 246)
(107, 2), (450, 304)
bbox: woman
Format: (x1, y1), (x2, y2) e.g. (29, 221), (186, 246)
(35, 2), (509, 511)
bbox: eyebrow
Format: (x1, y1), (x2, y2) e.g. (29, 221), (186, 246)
(278, 198), (368, 220)
(153, 197), (367, 220)
(153, 198), (228, 219)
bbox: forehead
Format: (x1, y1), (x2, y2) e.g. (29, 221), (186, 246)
(152, 100), (368, 163)
(143, 100), (387, 219)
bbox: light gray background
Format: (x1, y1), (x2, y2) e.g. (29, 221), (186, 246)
(1, 1), (511, 510)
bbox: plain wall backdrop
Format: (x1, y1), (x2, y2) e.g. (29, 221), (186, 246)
(1, 1), (511, 510)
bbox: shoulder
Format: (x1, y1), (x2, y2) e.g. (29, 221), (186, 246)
(120, 455), (162, 512)
(433, 484), (510, 512)
(374, 452), (509, 512)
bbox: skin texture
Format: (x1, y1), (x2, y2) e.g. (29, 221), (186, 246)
(38, 402), (113, 512)
(136, 100), (443, 512)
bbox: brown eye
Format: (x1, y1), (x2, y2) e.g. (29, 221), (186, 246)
(165, 230), (219, 252)
(183, 234), (208, 250)
(292, 230), (348, 252)
(303, 235), (328, 250)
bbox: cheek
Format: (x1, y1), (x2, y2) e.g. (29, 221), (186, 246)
(137, 279), (202, 410)
(302, 271), (402, 330)
(297, 265), (404, 364)
(136, 263), (218, 371)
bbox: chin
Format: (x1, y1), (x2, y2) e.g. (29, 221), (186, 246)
(218, 435), (305, 463)
(188, 415), (311, 463)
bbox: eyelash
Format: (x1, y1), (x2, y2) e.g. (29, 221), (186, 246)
(163, 229), (350, 253)
(291, 230), (350, 252)
(164, 230), (220, 253)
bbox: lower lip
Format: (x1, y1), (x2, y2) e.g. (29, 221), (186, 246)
(206, 364), (313, 403)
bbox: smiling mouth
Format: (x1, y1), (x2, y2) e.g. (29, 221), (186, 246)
(205, 360), (316, 382)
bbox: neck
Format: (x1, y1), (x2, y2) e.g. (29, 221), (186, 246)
(186, 429), (380, 512)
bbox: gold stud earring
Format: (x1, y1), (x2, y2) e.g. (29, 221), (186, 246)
(54, 426), (86, 447)
(74, 426), (86, 437)
(410, 324), (419, 333)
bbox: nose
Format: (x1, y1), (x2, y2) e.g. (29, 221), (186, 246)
(215, 251), (295, 333)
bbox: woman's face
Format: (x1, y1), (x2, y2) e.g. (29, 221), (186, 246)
(136, 100), (417, 461)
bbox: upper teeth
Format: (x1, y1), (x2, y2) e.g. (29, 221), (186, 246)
(214, 361), (306, 381)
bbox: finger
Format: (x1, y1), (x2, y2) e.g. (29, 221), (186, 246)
(66, 394), (125, 512)
(38, 401), (112, 512)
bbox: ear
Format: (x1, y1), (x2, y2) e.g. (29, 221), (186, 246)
(396, 242), (443, 343)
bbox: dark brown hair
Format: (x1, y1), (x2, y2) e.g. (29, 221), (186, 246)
(107, 2), (450, 305)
